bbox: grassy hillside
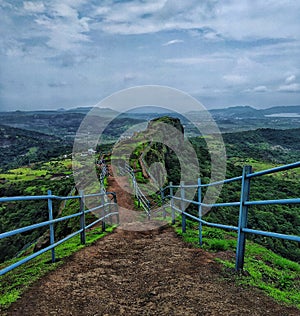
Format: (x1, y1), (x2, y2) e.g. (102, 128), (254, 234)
(187, 128), (300, 262)
(175, 221), (300, 308)
(0, 124), (72, 171)
(223, 128), (300, 163)
(0, 158), (75, 262)
(0, 114), (299, 311)
(117, 119), (300, 263)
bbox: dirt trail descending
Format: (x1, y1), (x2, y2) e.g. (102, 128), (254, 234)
(6, 226), (299, 316)
(107, 166), (142, 226)
(5, 169), (299, 315)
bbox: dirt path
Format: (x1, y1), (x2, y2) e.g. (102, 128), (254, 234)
(4, 169), (299, 315)
(106, 166), (142, 226)
(5, 226), (299, 316)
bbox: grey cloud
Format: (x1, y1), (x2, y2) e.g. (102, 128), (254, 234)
(278, 83), (300, 93)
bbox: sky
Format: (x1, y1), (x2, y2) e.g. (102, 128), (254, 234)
(0, 0), (300, 111)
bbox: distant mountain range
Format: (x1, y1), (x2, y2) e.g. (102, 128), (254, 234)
(208, 105), (300, 119)
(0, 104), (299, 171)
(0, 105), (299, 139)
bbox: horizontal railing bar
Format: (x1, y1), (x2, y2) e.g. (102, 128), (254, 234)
(163, 163), (299, 192)
(137, 192), (148, 203)
(0, 229), (82, 276)
(137, 195), (148, 205)
(171, 196), (195, 203)
(139, 201), (148, 210)
(245, 198), (300, 206)
(85, 192), (113, 198)
(0, 195), (51, 202)
(172, 205), (238, 231)
(171, 196), (240, 208)
(169, 195), (300, 208)
(0, 212), (82, 239)
(180, 184), (199, 188)
(201, 176), (243, 187)
(84, 202), (115, 214)
(136, 187), (148, 199)
(247, 161), (300, 178)
(0, 192), (115, 203)
(85, 212), (119, 230)
(165, 176), (243, 191)
(140, 202), (150, 213)
(201, 201), (240, 208)
(242, 228), (300, 242)
(136, 190), (149, 206)
(137, 192), (147, 201)
(1, 198), (118, 240)
(1, 199), (119, 240)
(55, 195), (81, 200)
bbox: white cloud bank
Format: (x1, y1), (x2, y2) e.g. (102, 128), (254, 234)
(0, 0), (300, 110)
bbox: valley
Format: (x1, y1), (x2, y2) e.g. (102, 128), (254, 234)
(0, 105), (299, 264)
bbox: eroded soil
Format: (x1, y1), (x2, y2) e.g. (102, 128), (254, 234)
(4, 170), (299, 315)
(5, 226), (299, 316)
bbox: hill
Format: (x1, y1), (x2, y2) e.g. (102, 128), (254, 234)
(223, 128), (300, 163)
(187, 105), (300, 133)
(0, 116), (299, 312)
(0, 111), (85, 140)
(262, 105), (300, 115)
(0, 109), (145, 144)
(112, 118), (300, 262)
(0, 124), (72, 171)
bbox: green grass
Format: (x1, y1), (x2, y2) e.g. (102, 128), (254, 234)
(230, 158), (300, 179)
(174, 219), (300, 309)
(0, 159), (73, 182)
(0, 225), (116, 311)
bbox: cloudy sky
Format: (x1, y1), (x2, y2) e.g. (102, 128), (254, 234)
(0, 0), (300, 111)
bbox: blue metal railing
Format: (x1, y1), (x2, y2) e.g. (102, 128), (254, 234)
(161, 161), (300, 271)
(0, 190), (119, 276)
(1, 161), (299, 275)
(118, 162), (151, 218)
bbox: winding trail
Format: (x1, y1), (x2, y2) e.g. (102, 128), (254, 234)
(4, 168), (299, 315)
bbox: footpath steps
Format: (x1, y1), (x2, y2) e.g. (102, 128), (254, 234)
(6, 225), (299, 316)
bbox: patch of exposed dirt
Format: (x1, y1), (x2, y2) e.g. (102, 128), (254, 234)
(4, 169), (299, 315)
(106, 166), (142, 226)
(5, 227), (299, 316)
(106, 165), (165, 230)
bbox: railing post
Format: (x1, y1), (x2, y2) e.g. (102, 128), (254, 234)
(79, 190), (86, 245)
(160, 188), (166, 218)
(147, 200), (151, 220)
(133, 175), (137, 199)
(47, 190), (55, 263)
(101, 190), (106, 232)
(170, 182), (175, 224)
(235, 165), (252, 271)
(180, 181), (186, 233)
(198, 178), (203, 246)
(137, 196), (141, 208)
(113, 193), (119, 225)
(107, 192), (113, 226)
